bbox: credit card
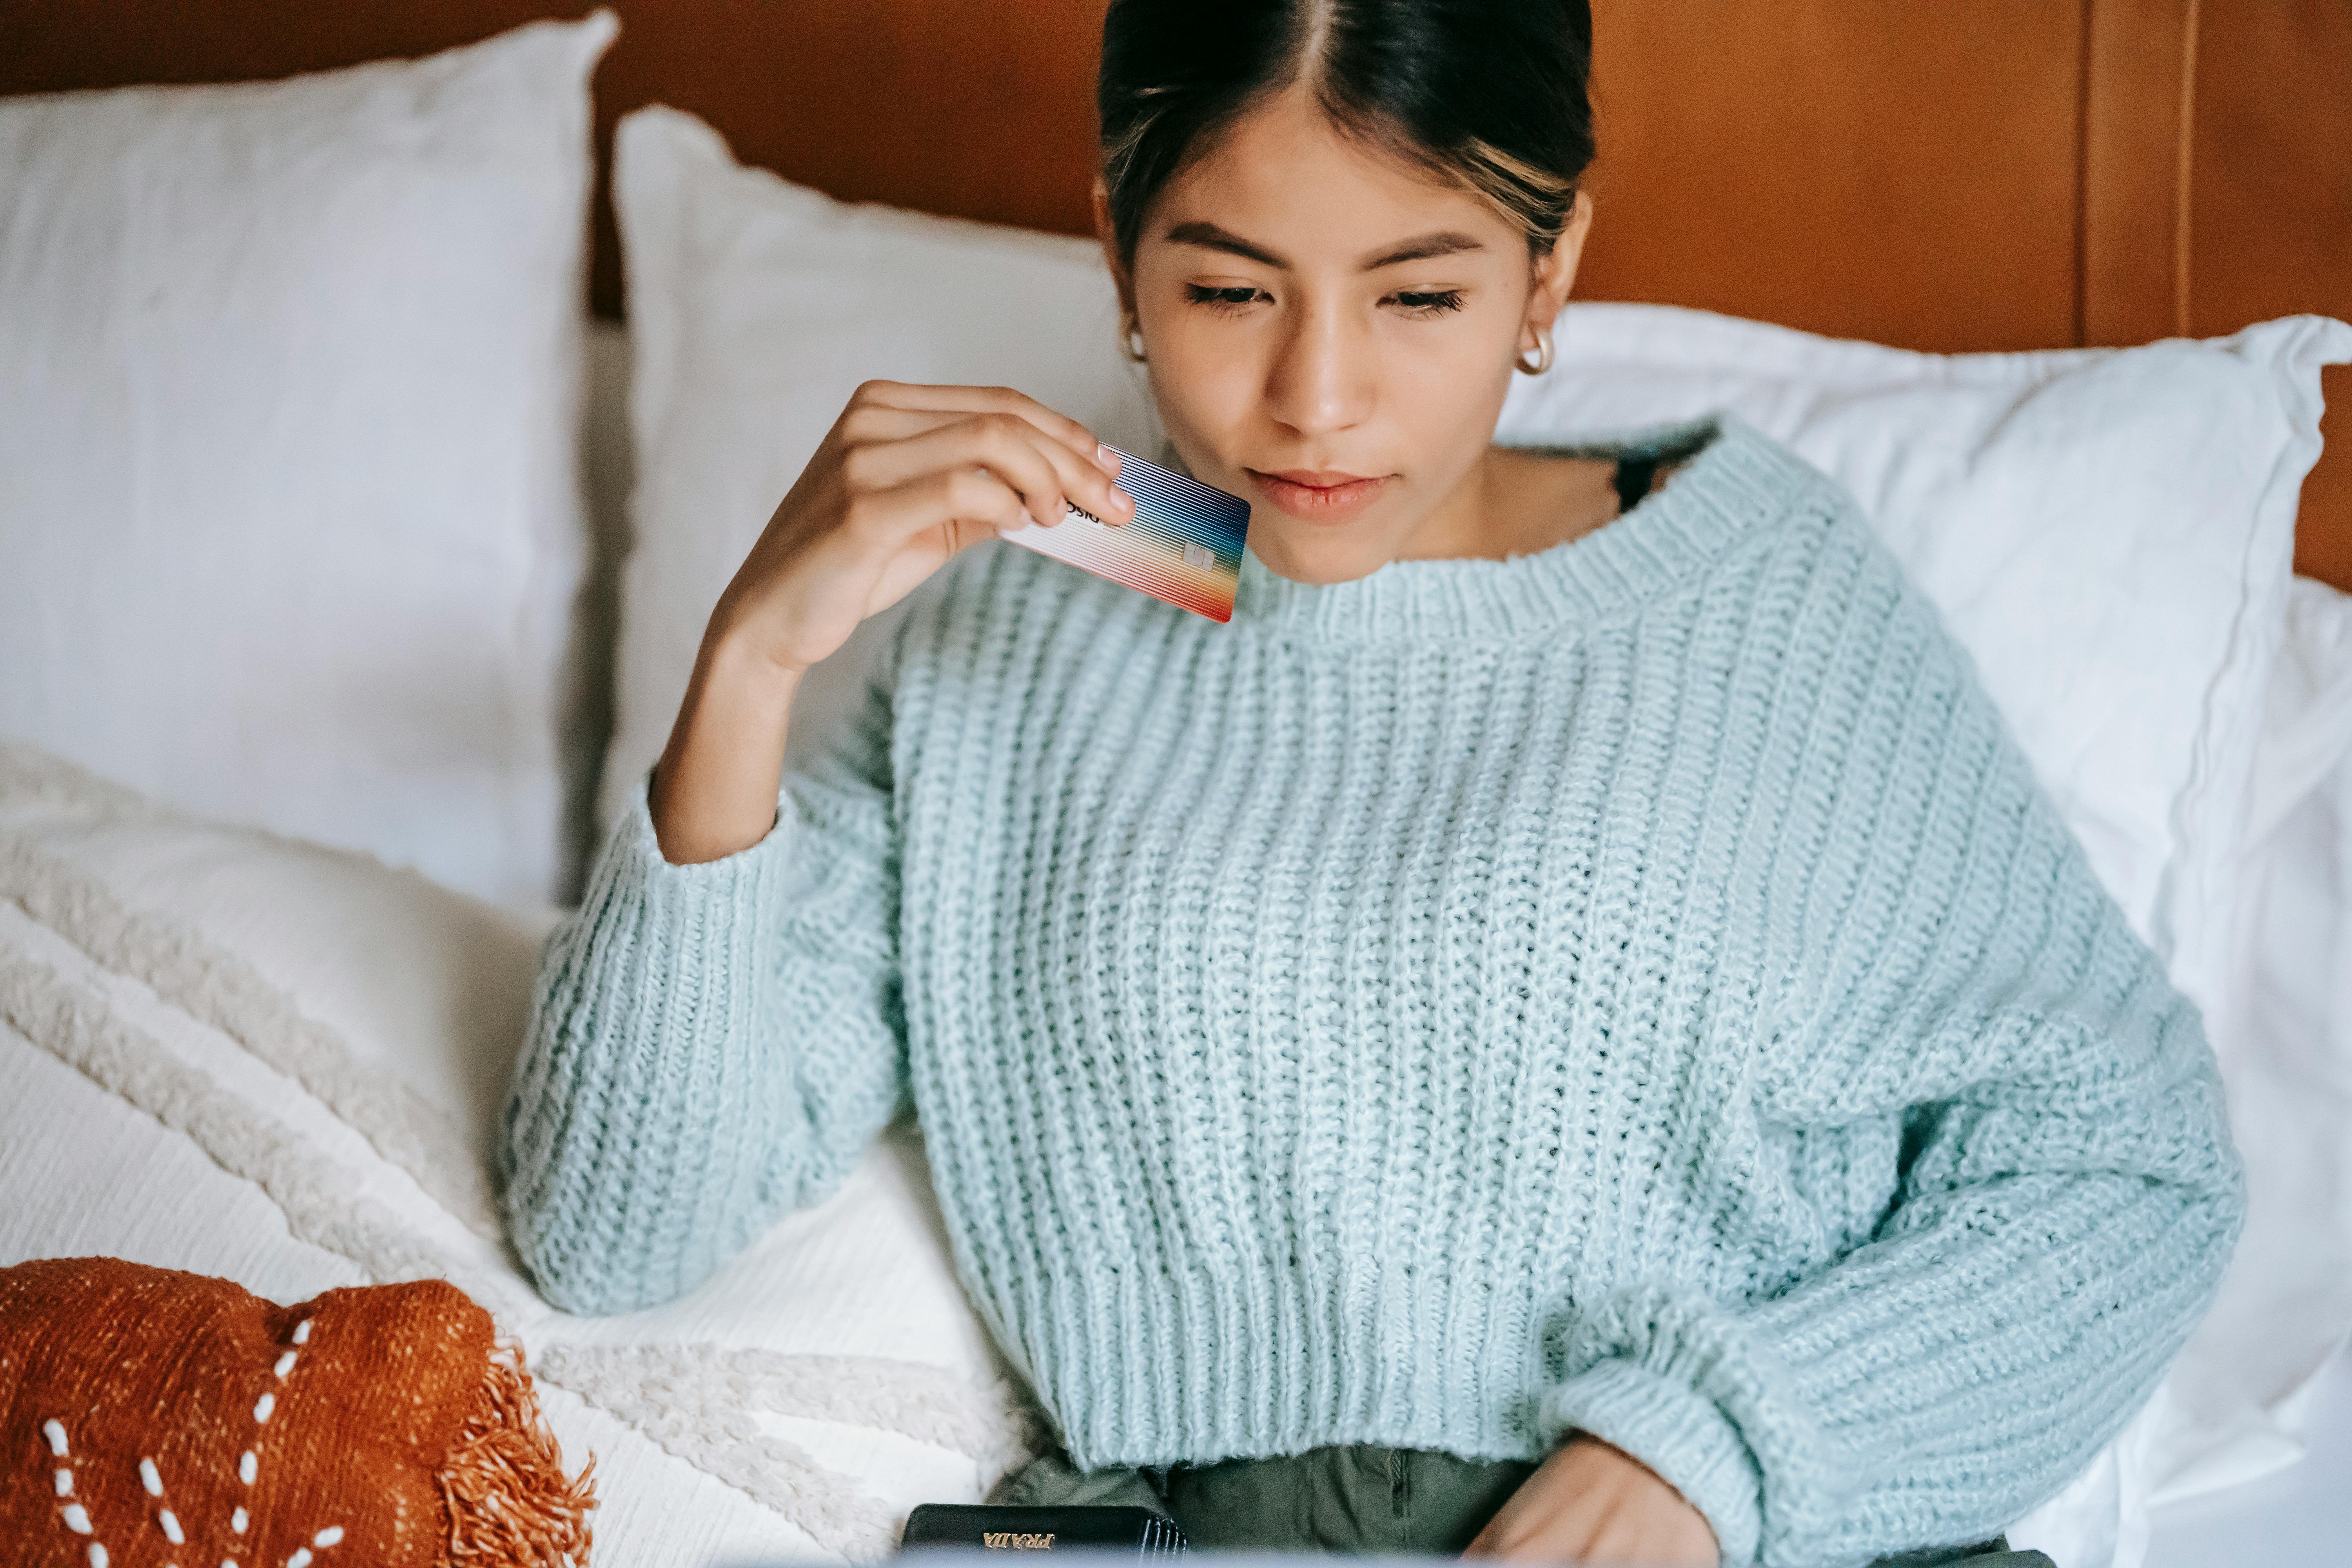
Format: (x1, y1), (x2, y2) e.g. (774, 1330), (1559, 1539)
(997, 445), (1250, 623)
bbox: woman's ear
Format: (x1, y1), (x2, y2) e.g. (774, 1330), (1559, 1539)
(1091, 177), (1137, 318)
(1527, 189), (1594, 338)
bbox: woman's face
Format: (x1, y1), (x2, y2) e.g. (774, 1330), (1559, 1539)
(1098, 83), (1588, 584)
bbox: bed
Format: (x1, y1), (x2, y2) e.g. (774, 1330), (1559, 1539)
(2, 4), (2347, 1566)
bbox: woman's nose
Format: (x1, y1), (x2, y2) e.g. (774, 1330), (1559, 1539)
(1262, 307), (1374, 438)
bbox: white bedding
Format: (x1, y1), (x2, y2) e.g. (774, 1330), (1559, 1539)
(2145, 1341), (2352, 1568)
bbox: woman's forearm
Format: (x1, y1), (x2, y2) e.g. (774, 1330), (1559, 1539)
(649, 624), (804, 865)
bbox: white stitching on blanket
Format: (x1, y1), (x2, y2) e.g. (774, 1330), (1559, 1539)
(0, 830), (503, 1241)
(535, 1343), (1042, 1487)
(535, 1348), (901, 1561)
(0, 941), (486, 1299)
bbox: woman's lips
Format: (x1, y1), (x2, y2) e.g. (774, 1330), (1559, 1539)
(1246, 467), (1392, 523)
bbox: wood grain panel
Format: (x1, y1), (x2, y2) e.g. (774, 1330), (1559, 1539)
(2082, 0), (2199, 345)
(1572, 0), (2086, 352)
(2186, 0), (2352, 589)
(0, 0), (552, 84)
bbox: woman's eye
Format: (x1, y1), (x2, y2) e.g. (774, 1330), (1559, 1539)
(1185, 283), (1264, 312)
(1181, 284), (1464, 316)
(1392, 289), (1466, 317)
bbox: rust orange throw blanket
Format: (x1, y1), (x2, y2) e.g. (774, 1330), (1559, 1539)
(2, 1256), (595, 1567)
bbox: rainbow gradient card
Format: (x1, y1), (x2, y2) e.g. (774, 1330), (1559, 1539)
(997, 445), (1250, 623)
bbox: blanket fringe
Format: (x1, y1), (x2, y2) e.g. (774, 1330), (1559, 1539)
(438, 1339), (598, 1567)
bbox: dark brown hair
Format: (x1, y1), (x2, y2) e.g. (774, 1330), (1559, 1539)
(1097, 0), (1597, 272)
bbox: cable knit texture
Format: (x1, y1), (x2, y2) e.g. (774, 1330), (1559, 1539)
(499, 415), (2245, 1567)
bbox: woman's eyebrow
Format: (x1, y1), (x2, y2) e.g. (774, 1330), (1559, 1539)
(1163, 220), (1289, 267)
(1160, 221), (1487, 271)
(1362, 230), (1486, 268)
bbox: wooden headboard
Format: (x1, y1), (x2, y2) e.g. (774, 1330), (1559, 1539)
(6, 0), (2346, 587)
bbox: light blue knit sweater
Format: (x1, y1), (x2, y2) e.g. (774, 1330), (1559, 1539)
(499, 416), (2244, 1567)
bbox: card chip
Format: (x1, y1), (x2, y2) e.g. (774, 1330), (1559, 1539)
(1182, 540), (1215, 571)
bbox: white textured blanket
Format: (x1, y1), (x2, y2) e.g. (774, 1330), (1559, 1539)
(0, 740), (1042, 1567)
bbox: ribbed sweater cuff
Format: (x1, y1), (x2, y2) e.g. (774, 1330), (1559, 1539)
(609, 761), (799, 891)
(505, 762), (803, 1311)
(1538, 1358), (1764, 1567)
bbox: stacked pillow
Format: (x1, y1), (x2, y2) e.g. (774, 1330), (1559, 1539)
(0, 14), (616, 907)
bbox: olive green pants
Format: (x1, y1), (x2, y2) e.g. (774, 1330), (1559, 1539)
(989, 1443), (2056, 1565)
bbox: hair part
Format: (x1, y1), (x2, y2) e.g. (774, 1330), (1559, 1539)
(1098, 0), (1596, 275)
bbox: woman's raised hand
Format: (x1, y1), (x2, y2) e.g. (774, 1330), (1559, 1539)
(649, 381), (1132, 866)
(711, 379), (1133, 677)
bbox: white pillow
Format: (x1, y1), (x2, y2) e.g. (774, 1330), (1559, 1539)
(2150, 575), (2352, 1501)
(0, 738), (1035, 1566)
(606, 103), (2347, 1566)
(0, 13), (615, 909)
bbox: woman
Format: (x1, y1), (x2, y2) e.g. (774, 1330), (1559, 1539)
(497, 2), (2245, 1563)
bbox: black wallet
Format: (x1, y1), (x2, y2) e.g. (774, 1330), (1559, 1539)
(900, 1504), (1188, 1558)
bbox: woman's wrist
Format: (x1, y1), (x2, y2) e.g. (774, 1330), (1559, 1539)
(648, 626), (804, 866)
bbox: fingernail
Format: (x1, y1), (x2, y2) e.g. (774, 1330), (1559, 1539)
(1097, 442), (1122, 478)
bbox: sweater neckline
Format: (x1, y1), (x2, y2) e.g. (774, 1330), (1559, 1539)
(1224, 413), (1812, 642)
